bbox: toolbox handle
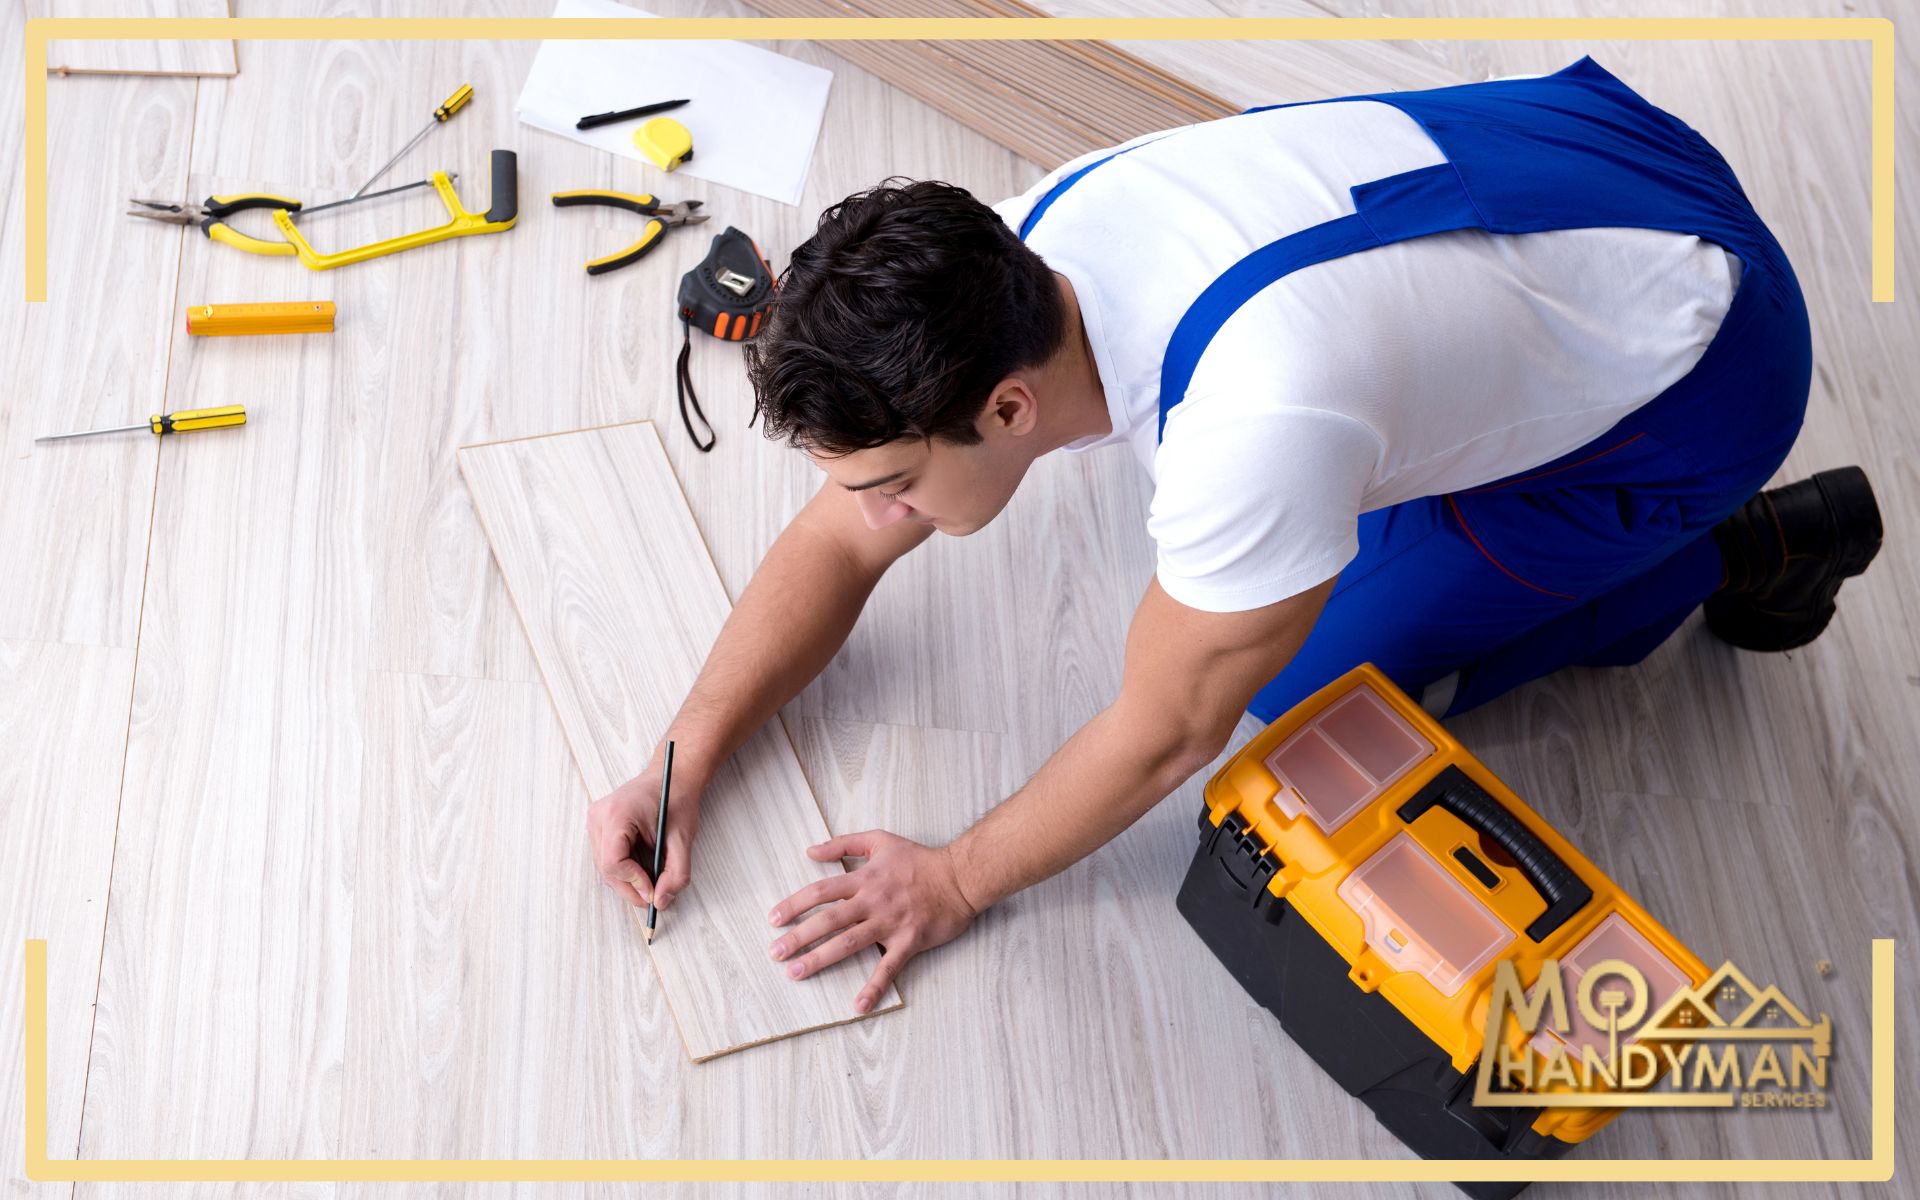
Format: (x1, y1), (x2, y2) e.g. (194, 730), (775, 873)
(1397, 767), (1593, 943)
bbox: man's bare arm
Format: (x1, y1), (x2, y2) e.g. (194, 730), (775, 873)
(667, 482), (931, 790)
(587, 481), (931, 908)
(767, 573), (1335, 1012)
(950, 575), (1334, 908)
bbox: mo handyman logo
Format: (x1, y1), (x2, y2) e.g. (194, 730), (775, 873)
(1471, 958), (1833, 1110)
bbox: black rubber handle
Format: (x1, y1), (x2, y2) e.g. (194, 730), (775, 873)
(1397, 766), (1592, 942)
(486, 149), (518, 224)
(550, 190), (659, 216)
(206, 193), (303, 216)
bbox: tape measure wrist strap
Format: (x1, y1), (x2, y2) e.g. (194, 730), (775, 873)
(675, 320), (717, 453)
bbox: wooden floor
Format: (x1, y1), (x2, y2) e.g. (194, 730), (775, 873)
(459, 422), (903, 1060)
(2, 1), (1914, 1198)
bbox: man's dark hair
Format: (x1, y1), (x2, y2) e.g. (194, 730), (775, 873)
(745, 178), (1068, 456)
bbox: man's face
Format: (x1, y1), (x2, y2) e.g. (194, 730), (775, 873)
(809, 413), (1033, 538)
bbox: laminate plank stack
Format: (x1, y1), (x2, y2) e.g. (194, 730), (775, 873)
(459, 421), (903, 1061)
(736, 0), (1237, 165)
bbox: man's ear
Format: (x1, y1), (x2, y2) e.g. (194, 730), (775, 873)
(982, 377), (1040, 438)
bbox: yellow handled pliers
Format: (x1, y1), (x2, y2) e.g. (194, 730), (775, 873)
(128, 193), (303, 257)
(550, 192), (708, 275)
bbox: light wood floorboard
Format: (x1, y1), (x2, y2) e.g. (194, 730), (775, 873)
(0, 64), (194, 648)
(0, 641), (136, 1200)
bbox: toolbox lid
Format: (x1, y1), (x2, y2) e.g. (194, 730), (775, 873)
(1337, 832), (1515, 998)
(1529, 912), (1696, 1058)
(1266, 685), (1435, 835)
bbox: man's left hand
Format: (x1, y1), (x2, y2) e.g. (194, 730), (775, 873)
(768, 830), (978, 1014)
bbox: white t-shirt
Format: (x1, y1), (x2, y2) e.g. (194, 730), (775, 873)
(991, 88), (1743, 613)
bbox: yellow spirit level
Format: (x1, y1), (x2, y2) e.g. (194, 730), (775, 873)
(186, 301), (336, 336)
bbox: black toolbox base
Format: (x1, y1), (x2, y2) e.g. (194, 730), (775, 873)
(1175, 813), (1576, 1200)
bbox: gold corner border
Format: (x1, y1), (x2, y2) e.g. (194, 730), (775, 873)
(16, 17), (1898, 304)
(21, 937), (1897, 1183)
(10, 18), (1903, 1177)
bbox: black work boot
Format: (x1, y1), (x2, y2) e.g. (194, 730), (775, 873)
(1704, 465), (1883, 651)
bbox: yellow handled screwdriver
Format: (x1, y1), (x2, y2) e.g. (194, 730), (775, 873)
(36, 405), (247, 443)
(354, 84), (474, 199)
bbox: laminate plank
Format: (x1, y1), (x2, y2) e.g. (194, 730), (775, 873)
(458, 421), (903, 1060)
(0, 62), (196, 648)
(35, 0), (237, 78)
(0, 640), (136, 1200)
(71, 40), (400, 1180)
(336, 672), (671, 1164)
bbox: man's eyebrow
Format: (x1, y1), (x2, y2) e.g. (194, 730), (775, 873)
(841, 470), (910, 493)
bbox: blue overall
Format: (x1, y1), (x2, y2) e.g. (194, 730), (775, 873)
(1019, 56), (1811, 720)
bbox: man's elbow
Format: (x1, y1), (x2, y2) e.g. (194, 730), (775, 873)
(1161, 719), (1238, 791)
(1108, 679), (1252, 794)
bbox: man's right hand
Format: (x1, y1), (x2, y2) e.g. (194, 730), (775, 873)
(588, 752), (702, 911)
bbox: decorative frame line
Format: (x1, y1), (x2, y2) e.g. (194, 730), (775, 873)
(18, 17), (1898, 303)
(15, 12), (1902, 1185)
(20, 938), (1895, 1181)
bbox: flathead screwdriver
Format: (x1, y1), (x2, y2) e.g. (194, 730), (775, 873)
(37, 405), (247, 443)
(354, 84), (473, 199)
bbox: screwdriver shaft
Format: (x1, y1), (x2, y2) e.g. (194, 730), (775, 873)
(34, 422), (147, 443)
(354, 84), (473, 199)
(353, 119), (435, 199)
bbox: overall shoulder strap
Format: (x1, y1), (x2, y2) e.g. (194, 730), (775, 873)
(1155, 55), (1784, 443)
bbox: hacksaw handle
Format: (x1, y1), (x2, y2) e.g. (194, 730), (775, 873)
(485, 149), (518, 225)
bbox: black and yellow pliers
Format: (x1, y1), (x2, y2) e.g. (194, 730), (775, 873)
(550, 192), (709, 275)
(128, 193), (303, 257)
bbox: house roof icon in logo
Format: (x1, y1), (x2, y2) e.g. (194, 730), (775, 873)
(1639, 961), (1824, 1041)
(1732, 983), (1812, 1028)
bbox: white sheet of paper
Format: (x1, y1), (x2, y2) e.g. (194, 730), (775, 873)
(514, 0), (833, 207)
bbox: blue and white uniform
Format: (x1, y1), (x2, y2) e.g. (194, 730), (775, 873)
(997, 56), (1810, 719)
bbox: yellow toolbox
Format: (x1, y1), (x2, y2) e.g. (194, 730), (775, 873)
(1175, 664), (1712, 1198)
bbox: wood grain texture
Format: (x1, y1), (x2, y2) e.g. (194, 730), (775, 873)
(459, 421), (903, 1060)
(0, 641), (136, 1200)
(36, 0), (238, 78)
(67, 30), (421, 1179)
(337, 671), (672, 1163)
(0, 54), (196, 647)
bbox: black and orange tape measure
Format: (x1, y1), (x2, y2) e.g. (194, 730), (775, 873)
(674, 227), (776, 452)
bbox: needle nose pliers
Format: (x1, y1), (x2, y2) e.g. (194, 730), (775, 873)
(127, 193), (303, 257)
(549, 191), (710, 275)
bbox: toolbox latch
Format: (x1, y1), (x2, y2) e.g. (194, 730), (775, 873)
(1197, 809), (1286, 924)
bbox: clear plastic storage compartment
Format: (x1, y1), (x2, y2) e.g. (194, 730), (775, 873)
(1528, 912), (1694, 1058)
(1265, 684), (1435, 834)
(1336, 832), (1514, 998)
